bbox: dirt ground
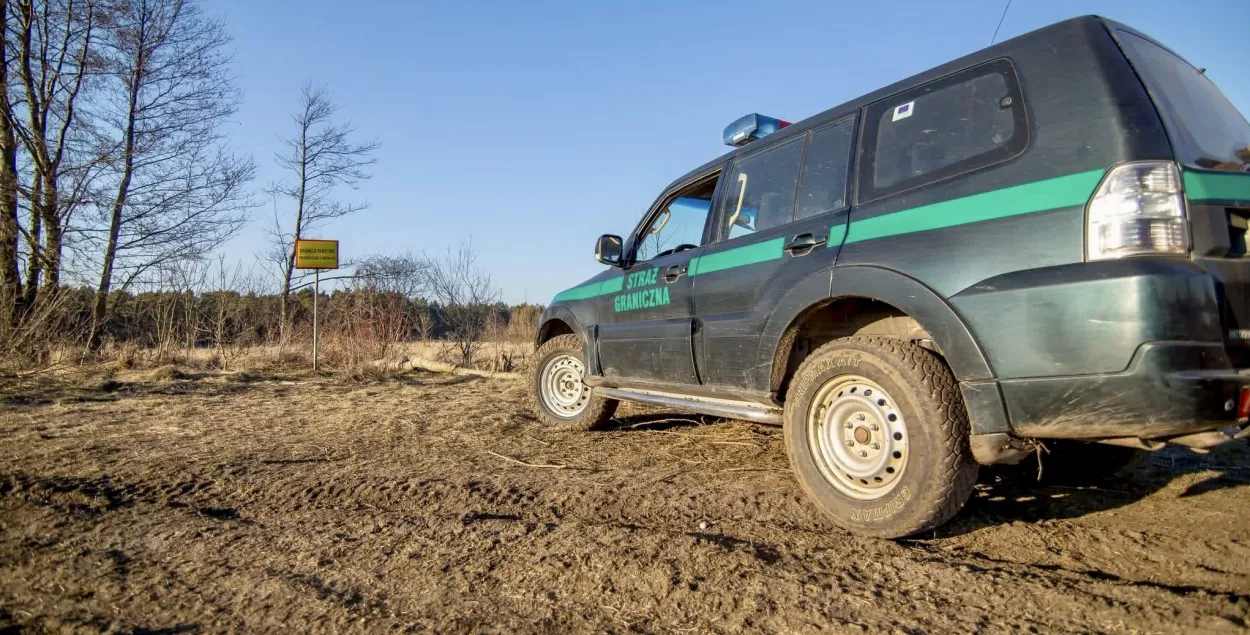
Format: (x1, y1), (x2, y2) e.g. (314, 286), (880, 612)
(1, 368), (1249, 634)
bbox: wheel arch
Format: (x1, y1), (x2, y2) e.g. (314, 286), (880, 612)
(760, 265), (995, 397)
(536, 305), (581, 348)
(536, 317), (576, 347)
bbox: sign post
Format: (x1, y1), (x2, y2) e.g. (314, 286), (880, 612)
(294, 239), (339, 371)
(314, 270), (319, 371)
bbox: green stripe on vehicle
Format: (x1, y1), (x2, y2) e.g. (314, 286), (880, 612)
(1185, 170), (1250, 204)
(600, 276), (624, 294)
(553, 168), (1126, 301)
(842, 169), (1106, 245)
(690, 237), (786, 276)
(551, 282), (598, 302)
(552, 276), (625, 303)
(552, 280), (600, 302)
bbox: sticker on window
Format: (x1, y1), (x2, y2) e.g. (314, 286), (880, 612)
(891, 101), (914, 122)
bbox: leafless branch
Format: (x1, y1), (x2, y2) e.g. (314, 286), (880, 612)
(268, 82), (379, 340)
(84, 0), (255, 349)
(428, 239), (500, 368)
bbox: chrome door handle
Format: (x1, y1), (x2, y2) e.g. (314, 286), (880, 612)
(784, 233), (827, 255)
(662, 264), (687, 283)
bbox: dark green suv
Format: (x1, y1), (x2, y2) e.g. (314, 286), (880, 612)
(530, 16), (1250, 538)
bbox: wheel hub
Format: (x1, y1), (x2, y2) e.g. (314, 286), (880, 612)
(540, 354), (590, 418)
(808, 375), (908, 500)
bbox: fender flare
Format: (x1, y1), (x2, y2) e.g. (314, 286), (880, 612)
(536, 304), (585, 347)
(756, 265), (995, 385)
(536, 303), (601, 372)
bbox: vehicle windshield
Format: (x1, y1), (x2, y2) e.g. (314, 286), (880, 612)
(1118, 31), (1250, 170)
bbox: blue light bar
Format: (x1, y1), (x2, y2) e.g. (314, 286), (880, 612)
(723, 113), (792, 147)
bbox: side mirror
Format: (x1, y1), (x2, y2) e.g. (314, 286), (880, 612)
(595, 234), (623, 267)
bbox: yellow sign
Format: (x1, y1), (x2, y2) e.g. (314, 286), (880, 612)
(295, 239), (339, 270)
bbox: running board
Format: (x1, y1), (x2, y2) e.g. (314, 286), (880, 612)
(593, 387), (783, 425)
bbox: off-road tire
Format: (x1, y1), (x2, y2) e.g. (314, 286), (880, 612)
(529, 334), (617, 431)
(783, 336), (979, 538)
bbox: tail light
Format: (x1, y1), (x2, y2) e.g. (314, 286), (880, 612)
(1086, 161), (1190, 261)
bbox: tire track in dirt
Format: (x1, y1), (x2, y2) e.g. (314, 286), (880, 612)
(1, 370), (1248, 633)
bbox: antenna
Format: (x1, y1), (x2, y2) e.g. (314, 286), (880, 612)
(990, 0), (1013, 45)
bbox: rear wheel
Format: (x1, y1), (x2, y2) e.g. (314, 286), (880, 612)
(783, 336), (978, 538)
(530, 334), (617, 431)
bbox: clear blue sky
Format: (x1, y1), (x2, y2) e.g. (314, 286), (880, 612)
(214, 0), (1250, 304)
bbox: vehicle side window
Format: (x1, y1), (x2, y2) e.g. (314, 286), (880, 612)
(634, 177), (717, 263)
(797, 117), (856, 219)
(720, 137), (805, 241)
(860, 58), (1027, 201)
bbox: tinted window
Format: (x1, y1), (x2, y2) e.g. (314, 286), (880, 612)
(635, 179), (716, 262)
(861, 59), (1027, 200)
(797, 118), (856, 219)
(721, 137), (805, 241)
(1118, 31), (1250, 169)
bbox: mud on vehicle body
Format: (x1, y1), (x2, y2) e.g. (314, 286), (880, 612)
(533, 16), (1250, 538)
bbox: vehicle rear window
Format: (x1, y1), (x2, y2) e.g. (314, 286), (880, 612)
(1118, 31), (1250, 170)
(797, 117), (856, 219)
(860, 58), (1028, 201)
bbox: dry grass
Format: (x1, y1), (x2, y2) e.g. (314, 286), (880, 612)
(401, 340), (534, 373)
(23, 339), (536, 383)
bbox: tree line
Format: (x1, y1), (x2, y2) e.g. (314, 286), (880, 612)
(47, 284), (541, 365)
(5, 244), (537, 369)
(2, 0), (254, 347)
(0, 0), (515, 370)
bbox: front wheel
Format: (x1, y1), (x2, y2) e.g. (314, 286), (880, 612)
(783, 336), (979, 538)
(529, 334), (617, 431)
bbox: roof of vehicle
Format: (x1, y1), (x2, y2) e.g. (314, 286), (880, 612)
(661, 14), (1143, 194)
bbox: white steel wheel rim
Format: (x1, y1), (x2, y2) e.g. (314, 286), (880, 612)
(540, 354), (590, 418)
(807, 374), (909, 500)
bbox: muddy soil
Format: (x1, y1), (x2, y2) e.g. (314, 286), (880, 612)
(1, 370), (1248, 633)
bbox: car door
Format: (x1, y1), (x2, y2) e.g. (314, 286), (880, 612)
(692, 116), (858, 390)
(596, 170), (723, 385)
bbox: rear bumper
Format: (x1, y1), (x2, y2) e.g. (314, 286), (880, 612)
(1001, 341), (1250, 440)
(950, 258), (1224, 380)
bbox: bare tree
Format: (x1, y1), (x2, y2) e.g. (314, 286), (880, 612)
(12, 0), (99, 306)
(86, 0), (254, 349)
(0, 0), (102, 324)
(199, 252), (253, 367)
(163, 254), (207, 351)
(0, 0), (20, 325)
(428, 240), (500, 368)
(352, 252), (428, 298)
(267, 82), (378, 340)
(148, 260), (198, 361)
(412, 308), (431, 342)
